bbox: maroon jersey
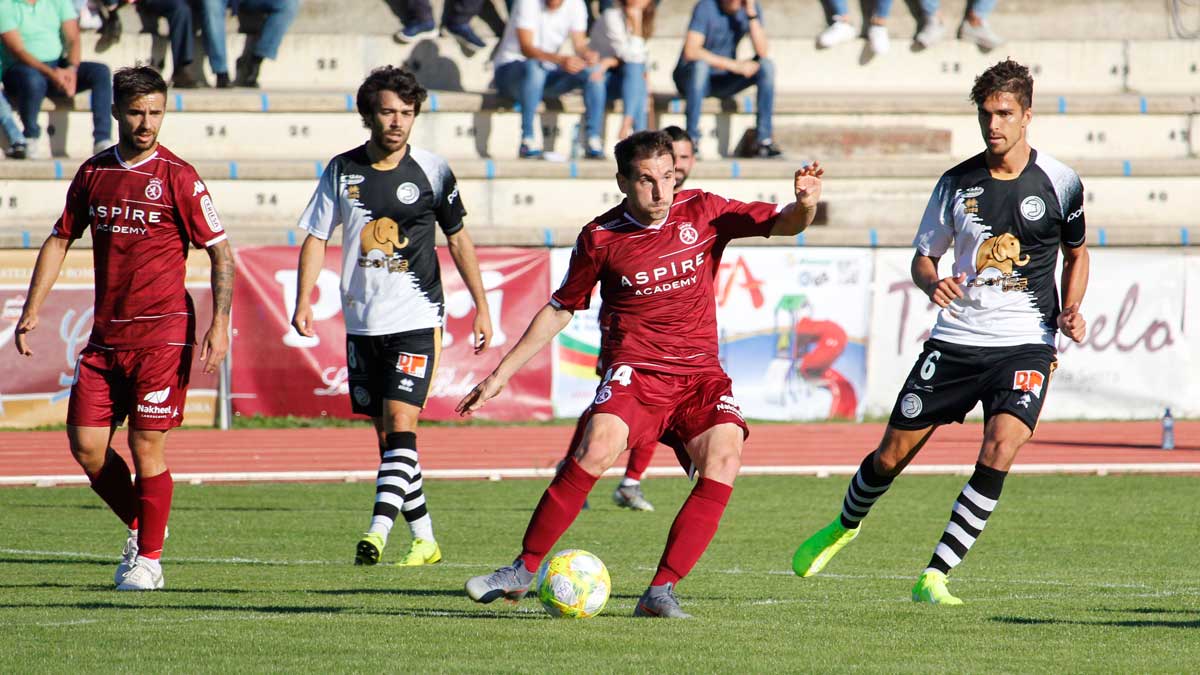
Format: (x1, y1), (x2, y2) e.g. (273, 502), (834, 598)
(52, 146), (227, 350)
(552, 189), (781, 374)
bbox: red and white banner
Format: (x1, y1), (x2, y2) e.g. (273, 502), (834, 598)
(0, 250), (218, 428)
(230, 246), (552, 421)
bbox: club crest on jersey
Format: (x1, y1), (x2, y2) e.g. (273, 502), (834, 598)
(1012, 370), (1045, 397)
(396, 352), (428, 378)
(593, 386), (612, 405)
(397, 182), (420, 205)
(1020, 196), (1046, 221)
(678, 223), (698, 245)
(145, 177), (164, 200)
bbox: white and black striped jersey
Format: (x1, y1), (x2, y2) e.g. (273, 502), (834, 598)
(913, 148), (1086, 347)
(298, 144), (466, 336)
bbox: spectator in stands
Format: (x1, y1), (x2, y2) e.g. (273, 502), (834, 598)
(138, 0), (200, 87)
(196, 0), (298, 88)
(493, 0), (606, 159)
(817, 1), (1004, 53)
(589, 0), (652, 139)
(0, 0), (113, 158)
(394, 0), (491, 56)
(0, 86), (25, 157)
(673, 0), (780, 159)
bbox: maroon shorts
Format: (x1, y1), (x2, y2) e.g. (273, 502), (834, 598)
(67, 344), (192, 431)
(580, 364), (748, 472)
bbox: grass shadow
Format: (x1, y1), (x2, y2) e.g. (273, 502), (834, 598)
(993, 615), (1200, 629)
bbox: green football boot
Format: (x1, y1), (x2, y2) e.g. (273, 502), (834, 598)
(792, 518), (860, 577)
(911, 570), (964, 605)
(355, 532), (386, 566)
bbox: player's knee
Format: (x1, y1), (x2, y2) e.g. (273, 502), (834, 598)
(575, 437), (621, 473)
(872, 448), (904, 476)
(700, 446), (741, 483)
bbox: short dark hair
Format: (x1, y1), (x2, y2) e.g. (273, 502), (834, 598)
(356, 66), (427, 125)
(615, 130), (674, 178)
(113, 66), (167, 107)
(971, 59), (1033, 110)
(662, 125), (694, 150)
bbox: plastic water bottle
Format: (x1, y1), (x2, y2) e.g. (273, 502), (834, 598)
(1161, 408), (1175, 450)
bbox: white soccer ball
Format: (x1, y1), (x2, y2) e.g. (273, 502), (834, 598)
(535, 549), (611, 619)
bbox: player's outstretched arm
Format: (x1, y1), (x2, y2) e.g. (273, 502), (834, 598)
(1057, 243), (1089, 343)
(446, 229), (494, 354)
(769, 161), (824, 236)
(199, 239), (234, 374)
(15, 235), (71, 357)
(291, 234), (328, 338)
(456, 302), (574, 416)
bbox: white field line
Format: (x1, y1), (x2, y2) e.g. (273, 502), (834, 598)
(3, 462), (1200, 487)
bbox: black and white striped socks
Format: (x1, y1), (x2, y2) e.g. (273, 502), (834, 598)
(368, 431), (419, 539)
(926, 462), (1007, 575)
(839, 452), (895, 529)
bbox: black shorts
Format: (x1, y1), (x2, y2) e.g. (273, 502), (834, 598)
(346, 328), (441, 417)
(888, 338), (1057, 432)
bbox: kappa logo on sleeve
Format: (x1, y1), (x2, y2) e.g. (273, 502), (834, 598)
(192, 180), (206, 196)
(396, 352), (429, 378)
(1013, 370), (1045, 398)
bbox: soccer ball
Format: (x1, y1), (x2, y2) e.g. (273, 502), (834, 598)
(535, 549), (611, 619)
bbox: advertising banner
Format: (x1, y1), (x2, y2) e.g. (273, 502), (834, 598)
(865, 248), (1198, 419)
(0, 250), (218, 428)
(231, 246), (552, 421)
(551, 247), (874, 421)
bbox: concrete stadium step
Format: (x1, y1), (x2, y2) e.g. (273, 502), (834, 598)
(288, 0), (1172, 41)
(4, 157), (1200, 182)
(23, 110), (1197, 161)
(77, 33), (1197, 95)
(1, 177), (1194, 237)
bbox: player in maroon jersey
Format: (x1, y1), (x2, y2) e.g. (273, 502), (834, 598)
(459, 130), (823, 618)
(14, 66), (234, 591)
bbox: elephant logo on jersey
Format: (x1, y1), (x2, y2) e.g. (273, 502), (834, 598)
(145, 177), (163, 201)
(975, 232), (1030, 276)
(1020, 196), (1046, 221)
(678, 223), (698, 245)
(360, 217), (410, 257)
(397, 182), (420, 205)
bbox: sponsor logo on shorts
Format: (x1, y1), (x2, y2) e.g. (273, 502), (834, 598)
(1017, 392), (1032, 408)
(201, 195), (224, 232)
(716, 394), (743, 420)
(900, 393), (923, 418)
(144, 386), (171, 404)
(678, 223), (698, 245)
(1013, 369), (1045, 397)
(145, 177), (164, 201)
(593, 386), (612, 405)
(398, 378), (415, 393)
(136, 402), (178, 418)
(396, 182), (420, 205)
(1020, 196), (1046, 221)
(396, 352), (429, 378)
(352, 386), (371, 407)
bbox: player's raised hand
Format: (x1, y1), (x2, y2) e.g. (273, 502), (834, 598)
(14, 312), (37, 356)
(199, 323), (230, 374)
(795, 161), (823, 210)
(472, 311), (493, 355)
(929, 272), (967, 308)
(456, 372), (506, 416)
(1057, 303), (1086, 343)
(291, 304), (315, 338)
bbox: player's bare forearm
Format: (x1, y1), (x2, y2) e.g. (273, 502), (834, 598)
(15, 236), (71, 355)
(294, 234), (327, 310)
(911, 254), (940, 296)
(447, 229), (491, 318)
(207, 240), (234, 321)
(768, 202), (814, 236)
(1059, 244), (1089, 310)
(492, 303), (573, 381)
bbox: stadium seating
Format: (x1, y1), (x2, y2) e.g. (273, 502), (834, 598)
(0, 0), (1193, 248)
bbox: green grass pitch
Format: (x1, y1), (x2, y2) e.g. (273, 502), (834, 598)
(1, 474), (1197, 672)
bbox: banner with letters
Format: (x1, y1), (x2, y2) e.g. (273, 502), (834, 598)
(230, 246), (552, 421)
(865, 248), (1199, 419)
(0, 250), (218, 428)
(550, 247), (874, 421)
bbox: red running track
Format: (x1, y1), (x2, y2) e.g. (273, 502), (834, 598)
(0, 421), (1196, 484)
